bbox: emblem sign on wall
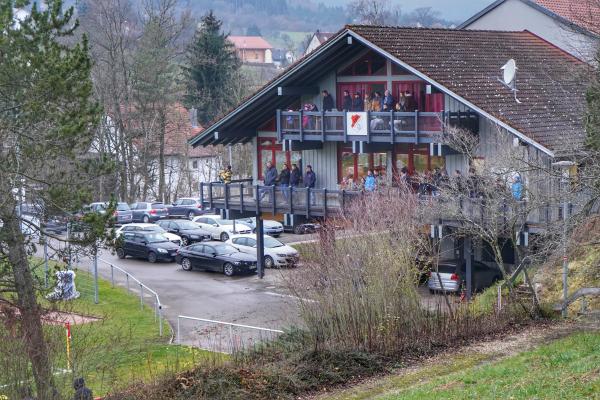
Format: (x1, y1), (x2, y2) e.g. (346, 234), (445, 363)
(346, 112), (368, 136)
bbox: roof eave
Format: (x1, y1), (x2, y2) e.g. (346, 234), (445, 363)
(188, 28), (350, 147)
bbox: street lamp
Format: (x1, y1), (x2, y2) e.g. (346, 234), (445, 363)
(552, 160), (575, 318)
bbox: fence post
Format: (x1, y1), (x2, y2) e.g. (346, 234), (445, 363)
(177, 317), (180, 343)
(44, 239), (49, 288)
(93, 251), (99, 304)
(140, 284), (144, 309)
(158, 303), (163, 337)
(110, 265), (114, 287)
(126, 273), (130, 293)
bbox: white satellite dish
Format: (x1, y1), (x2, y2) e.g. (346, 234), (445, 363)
(501, 59), (517, 87)
(498, 59), (521, 104)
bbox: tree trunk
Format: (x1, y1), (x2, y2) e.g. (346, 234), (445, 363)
(3, 208), (55, 399)
(158, 109), (167, 203)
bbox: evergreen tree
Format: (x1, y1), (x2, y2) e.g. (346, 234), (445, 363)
(182, 11), (241, 126)
(586, 46), (600, 150)
(0, 1), (104, 397)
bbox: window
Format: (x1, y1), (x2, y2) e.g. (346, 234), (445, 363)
(205, 218), (216, 225)
(123, 226), (133, 232)
(246, 238), (257, 247)
(182, 199), (194, 205)
(192, 160), (198, 169)
(190, 244), (203, 252)
(232, 238), (244, 246)
(338, 51), (387, 76)
(123, 232), (135, 240)
(257, 137), (301, 180)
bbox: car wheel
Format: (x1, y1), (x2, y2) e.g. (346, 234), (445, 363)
(220, 232), (229, 242)
(181, 258), (192, 271)
(148, 252), (157, 263)
(181, 236), (189, 246)
(143, 215), (150, 223)
(188, 211), (195, 220)
(264, 256), (275, 269)
(429, 289), (435, 295)
(223, 262), (234, 276)
(116, 248), (126, 259)
(293, 225), (303, 235)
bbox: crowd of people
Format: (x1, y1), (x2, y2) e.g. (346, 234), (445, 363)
(340, 166), (525, 201)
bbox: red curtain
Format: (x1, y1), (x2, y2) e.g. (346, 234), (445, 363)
(425, 93), (444, 112)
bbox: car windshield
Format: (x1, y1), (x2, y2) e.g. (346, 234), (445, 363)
(116, 203), (130, 211)
(213, 244), (238, 255)
(177, 221), (199, 230)
(143, 233), (168, 243)
(151, 203), (166, 209)
(264, 236), (284, 248)
(434, 264), (459, 274)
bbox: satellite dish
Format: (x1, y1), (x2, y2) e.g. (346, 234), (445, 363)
(498, 59), (521, 104)
(501, 59), (517, 87)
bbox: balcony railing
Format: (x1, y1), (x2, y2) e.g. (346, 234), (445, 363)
(277, 110), (445, 144)
(199, 182), (570, 226)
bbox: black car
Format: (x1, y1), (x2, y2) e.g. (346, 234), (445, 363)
(130, 201), (169, 223)
(167, 198), (206, 219)
(175, 242), (258, 276)
(115, 231), (179, 263)
(156, 219), (211, 246)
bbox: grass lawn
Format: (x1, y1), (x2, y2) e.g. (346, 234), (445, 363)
(1, 261), (220, 397)
(328, 331), (600, 400)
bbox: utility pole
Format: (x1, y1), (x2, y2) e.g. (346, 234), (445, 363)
(552, 161), (575, 318)
(93, 244), (99, 304)
(256, 214), (265, 279)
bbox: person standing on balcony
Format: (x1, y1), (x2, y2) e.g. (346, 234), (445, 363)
(352, 92), (363, 111)
(304, 165), (317, 205)
(322, 90), (334, 111)
(363, 92), (372, 112)
(383, 89), (395, 111)
(364, 170), (376, 192)
(219, 165), (232, 184)
(370, 92), (384, 131)
(279, 163), (291, 202)
(290, 163), (301, 188)
(342, 90), (352, 112)
(260, 161), (278, 203)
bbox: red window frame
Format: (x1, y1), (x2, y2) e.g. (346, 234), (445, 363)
(257, 137), (300, 180)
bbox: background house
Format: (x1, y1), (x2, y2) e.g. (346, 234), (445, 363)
(304, 30), (335, 55)
(459, 0), (600, 63)
(229, 36), (274, 64)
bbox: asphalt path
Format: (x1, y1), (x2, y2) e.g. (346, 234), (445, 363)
(37, 235), (307, 350)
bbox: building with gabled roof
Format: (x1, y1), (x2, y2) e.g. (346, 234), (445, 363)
(304, 30), (336, 55)
(229, 36), (274, 64)
(188, 24), (588, 233)
(459, 0), (599, 62)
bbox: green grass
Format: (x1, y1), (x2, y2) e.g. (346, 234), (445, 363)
(329, 331), (600, 400)
(2, 261), (221, 397)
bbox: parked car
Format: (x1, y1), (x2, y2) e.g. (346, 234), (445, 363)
(192, 215), (252, 241)
(115, 231), (179, 263)
(428, 260), (503, 294)
(156, 219), (211, 246)
(292, 223), (322, 235)
(167, 198), (205, 219)
(175, 241), (257, 276)
(236, 217), (284, 237)
(115, 223), (182, 246)
(226, 234), (299, 268)
(86, 202), (133, 225)
(130, 202), (169, 223)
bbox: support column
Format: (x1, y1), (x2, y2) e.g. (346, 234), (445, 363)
(464, 237), (472, 300)
(256, 215), (265, 279)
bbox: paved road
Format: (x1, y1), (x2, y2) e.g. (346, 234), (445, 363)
(38, 237), (304, 350)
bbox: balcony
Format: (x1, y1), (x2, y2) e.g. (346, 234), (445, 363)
(199, 182), (568, 227)
(276, 110), (477, 145)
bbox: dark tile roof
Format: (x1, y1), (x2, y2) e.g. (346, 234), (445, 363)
(349, 25), (590, 152)
(531, 0), (600, 35)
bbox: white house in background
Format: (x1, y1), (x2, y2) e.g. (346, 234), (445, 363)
(152, 104), (220, 202)
(459, 0), (599, 63)
(304, 30), (335, 55)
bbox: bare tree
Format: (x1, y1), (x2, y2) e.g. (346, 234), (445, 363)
(347, 0), (400, 25)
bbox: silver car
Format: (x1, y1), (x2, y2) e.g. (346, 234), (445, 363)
(428, 260), (503, 294)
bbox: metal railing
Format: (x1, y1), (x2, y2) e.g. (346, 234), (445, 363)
(176, 315), (283, 353)
(99, 259), (164, 336)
